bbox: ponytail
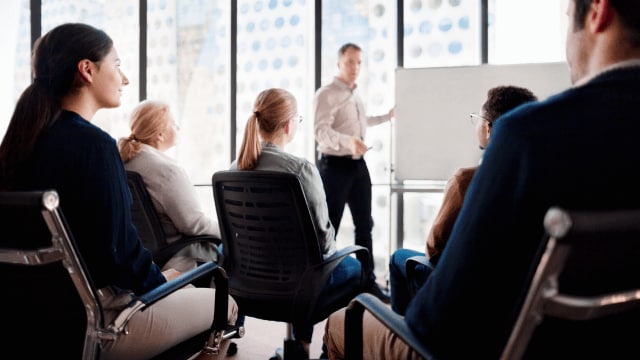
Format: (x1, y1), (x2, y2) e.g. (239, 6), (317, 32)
(117, 134), (143, 163)
(0, 83), (60, 189)
(237, 113), (261, 170)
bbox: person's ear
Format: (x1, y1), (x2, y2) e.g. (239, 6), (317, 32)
(283, 121), (291, 135)
(589, 0), (614, 33)
(77, 59), (94, 84)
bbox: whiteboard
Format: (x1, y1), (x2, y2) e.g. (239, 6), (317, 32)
(394, 62), (571, 181)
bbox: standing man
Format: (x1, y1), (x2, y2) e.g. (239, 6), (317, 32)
(314, 43), (395, 301)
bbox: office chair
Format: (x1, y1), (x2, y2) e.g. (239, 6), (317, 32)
(212, 170), (371, 360)
(126, 170), (221, 268)
(404, 255), (434, 299)
(0, 190), (240, 359)
(344, 207), (640, 360)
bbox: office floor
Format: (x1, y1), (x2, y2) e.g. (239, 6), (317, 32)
(225, 316), (328, 360)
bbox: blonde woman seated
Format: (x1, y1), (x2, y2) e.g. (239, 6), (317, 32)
(119, 100), (220, 272)
(231, 88), (364, 359)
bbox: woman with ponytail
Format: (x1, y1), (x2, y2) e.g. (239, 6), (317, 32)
(118, 100), (220, 272)
(0, 23), (236, 359)
(232, 88), (364, 358)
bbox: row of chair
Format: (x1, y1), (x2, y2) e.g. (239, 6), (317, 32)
(0, 189), (240, 359)
(6, 170), (640, 359)
(0, 170), (372, 359)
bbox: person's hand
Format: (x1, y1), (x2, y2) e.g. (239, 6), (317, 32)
(162, 268), (182, 281)
(388, 105), (396, 119)
(349, 136), (368, 157)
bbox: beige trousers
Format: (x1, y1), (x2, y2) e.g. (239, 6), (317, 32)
(99, 286), (238, 360)
(323, 307), (425, 360)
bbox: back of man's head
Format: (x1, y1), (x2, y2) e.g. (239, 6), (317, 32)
(574, 0), (640, 46)
(482, 86), (537, 123)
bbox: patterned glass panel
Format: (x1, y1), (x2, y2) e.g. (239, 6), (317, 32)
(403, 0), (481, 68)
(0, 1), (30, 136)
(41, 0), (140, 141)
(236, 0), (315, 160)
(321, 0), (397, 280)
(147, 0), (231, 185)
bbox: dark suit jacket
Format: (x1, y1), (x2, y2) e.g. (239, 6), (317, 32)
(406, 65), (640, 359)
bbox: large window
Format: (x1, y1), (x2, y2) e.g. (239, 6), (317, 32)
(146, 0), (231, 185)
(403, 0), (481, 68)
(236, 0), (315, 161)
(0, 0), (570, 266)
(0, 1), (30, 136)
(40, 0), (140, 140)
(488, 0), (567, 64)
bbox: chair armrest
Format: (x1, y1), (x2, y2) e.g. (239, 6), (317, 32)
(405, 255), (435, 298)
(295, 245), (371, 322)
(405, 255), (430, 270)
(109, 262), (228, 333)
(320, 245), (371, 283)
(154, 235), (221, 266)
(345, 293), (436, 360)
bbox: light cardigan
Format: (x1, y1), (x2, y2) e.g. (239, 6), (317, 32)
(124, 144), (220, 270)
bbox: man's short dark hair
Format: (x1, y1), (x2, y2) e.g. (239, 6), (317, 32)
(482, 86), (537, 123)
(573, 0), (640, 45)
(338, 43), (361, 57)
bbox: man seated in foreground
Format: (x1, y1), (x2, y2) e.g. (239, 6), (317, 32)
(323, 0), (640, 358)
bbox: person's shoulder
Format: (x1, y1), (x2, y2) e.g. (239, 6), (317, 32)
(453, 166), (478, 178)
(259, 147), (310, 174)
(55, 111), (114, 146)
(315, 79), (339, 95)
(450, 166), (478, 186)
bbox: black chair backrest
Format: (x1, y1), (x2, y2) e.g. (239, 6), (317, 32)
(126, 170), (167, 253)
(211, 170), (323, 321)
(0, 190), (102, 358)
(502, 207), (640, 359)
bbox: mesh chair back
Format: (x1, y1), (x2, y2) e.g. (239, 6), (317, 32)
(212, 170), (323, 322)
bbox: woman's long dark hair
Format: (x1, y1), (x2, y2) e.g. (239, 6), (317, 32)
(0, 23), (113, 189)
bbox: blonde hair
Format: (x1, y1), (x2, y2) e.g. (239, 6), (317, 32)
(237, 88), (297, 170)
(118, 100), (172, 162)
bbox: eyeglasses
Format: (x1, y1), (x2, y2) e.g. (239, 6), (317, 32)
(295, 115), (303, 124)
(469, 112), (490, 126)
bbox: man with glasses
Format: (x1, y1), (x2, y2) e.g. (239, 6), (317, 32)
(388, 85), (537, 316)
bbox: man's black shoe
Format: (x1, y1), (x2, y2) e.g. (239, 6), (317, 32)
(366, 283), (391, 304)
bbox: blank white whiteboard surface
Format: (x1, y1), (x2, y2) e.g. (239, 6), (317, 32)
(394, 62), (571, 181)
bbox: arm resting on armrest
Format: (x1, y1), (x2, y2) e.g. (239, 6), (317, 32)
(344, 293), (436, 360)
(405, 255), (435, 298)
(324, 245), (371, 284)
(109, 262), (227, 333)
(154, 235), (222, 266)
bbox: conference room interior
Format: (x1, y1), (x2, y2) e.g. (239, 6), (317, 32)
(0, 1), (570, 358)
